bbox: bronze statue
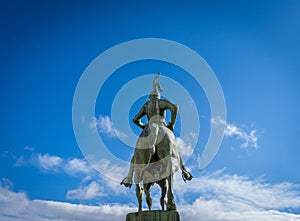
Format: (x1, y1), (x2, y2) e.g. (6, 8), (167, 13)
(121, 73), (193, 211)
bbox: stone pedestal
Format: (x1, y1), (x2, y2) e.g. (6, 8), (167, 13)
(126, 210), (180, 221)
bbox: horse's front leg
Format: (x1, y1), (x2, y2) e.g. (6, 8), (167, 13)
(167, 175), (177, 211)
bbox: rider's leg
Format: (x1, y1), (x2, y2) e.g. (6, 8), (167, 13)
(137, 124), (158, 183)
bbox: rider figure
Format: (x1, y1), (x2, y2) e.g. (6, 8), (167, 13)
(121, 73), (193, 188)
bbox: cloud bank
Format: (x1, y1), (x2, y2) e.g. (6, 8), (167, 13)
(0, 184), (134, 221)
(1, 166), (300, 221)
(7, 148), (300, 221)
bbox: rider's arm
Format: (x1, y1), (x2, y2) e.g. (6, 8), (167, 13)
(162, 100), (178, 131)
(132, 103), (147, 129)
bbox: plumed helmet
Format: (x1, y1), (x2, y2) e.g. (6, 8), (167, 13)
(149, 72), (163, 99)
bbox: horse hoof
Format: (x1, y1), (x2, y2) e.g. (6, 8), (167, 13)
(167, 203), (177, 211)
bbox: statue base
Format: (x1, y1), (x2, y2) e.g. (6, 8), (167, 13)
(126, 210), (180, 221)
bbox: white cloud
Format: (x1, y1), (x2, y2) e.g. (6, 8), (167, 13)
(38, 153), (63, 171)
(0, 178), (14, 189)
(93, 158), (130, 195)
(0, 184), (135, 221)
(66, 181), (106, 200)
(24, 146), (34, 152)
(64, 157), (93, 176)
(176, 137), (193, 157)
(13, 151), (130, 200)
(211, 118), (259, 149)
(90, 115), (127, 139)
(13, 155), (26, 167)
(174, 169), (300, 220)
(180, 199), (300, 221)
(15, 152), (94, 177)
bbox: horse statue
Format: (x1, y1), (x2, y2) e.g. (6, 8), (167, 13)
(121, 73), (193, 211)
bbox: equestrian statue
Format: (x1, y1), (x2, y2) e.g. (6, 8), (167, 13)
(121, 73), (193, 211)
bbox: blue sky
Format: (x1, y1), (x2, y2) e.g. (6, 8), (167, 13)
(1, 1), (300, 220)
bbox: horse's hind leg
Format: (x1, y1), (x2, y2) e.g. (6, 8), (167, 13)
(156, 137), (177, 210)
(144, 183), (153, 210)
(136, 184), (143, 211)
(167, 175), (177, 210)
(158, 179), (167, 211)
